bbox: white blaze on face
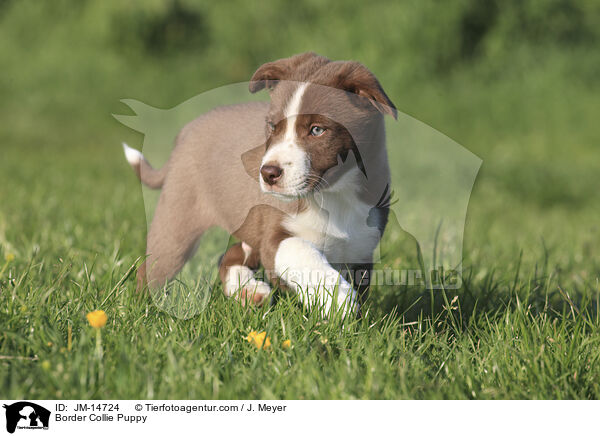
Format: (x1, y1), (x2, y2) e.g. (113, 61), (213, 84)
(260, 83), (310, 196)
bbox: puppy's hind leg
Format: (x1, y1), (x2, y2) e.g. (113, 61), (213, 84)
(219, 242), (271, 306)
(141, 192), (208, 291)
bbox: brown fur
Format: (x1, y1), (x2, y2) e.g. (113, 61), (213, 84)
(131, 53), (396, 309)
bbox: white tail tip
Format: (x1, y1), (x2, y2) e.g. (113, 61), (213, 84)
(122, 142), (143, 166)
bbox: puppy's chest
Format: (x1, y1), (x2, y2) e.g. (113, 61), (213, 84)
(283, 196), (380, 264)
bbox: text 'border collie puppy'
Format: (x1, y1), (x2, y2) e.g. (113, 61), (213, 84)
(123, 52), (397, 318)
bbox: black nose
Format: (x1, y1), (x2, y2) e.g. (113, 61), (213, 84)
(260, 164), (283, 185)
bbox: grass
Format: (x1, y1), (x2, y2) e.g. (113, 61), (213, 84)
(1, 0), (600, 399)
(1, 244), (600, 399)
(1, 112), (599, 398)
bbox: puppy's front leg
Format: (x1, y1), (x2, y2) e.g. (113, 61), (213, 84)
(219, 242), (271, 306)
(274, 237), (359, 317)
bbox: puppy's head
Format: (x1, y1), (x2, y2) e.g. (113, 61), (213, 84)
(249, 52), (396, 199)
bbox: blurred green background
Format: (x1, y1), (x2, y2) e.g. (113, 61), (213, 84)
(1, 0), (600, 399)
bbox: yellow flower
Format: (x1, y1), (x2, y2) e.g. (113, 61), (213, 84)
(282, 339), (291, 349)
(4, 253), (15, 263)
(86, 310), (107, 329)
(246, 331), (271, 350)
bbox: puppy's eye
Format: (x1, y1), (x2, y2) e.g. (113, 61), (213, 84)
(310, 125), (325, 137)
(266, 121), (275, 132)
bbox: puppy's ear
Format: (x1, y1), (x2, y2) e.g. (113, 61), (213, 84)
(249, 52), (329, 93)
(248, 61), (287, 93)
(332, 61), (397, 119)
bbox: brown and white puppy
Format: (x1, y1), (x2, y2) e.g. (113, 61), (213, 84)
(123, 52), (396, 316)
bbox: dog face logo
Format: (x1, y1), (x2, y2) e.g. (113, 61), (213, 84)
(114, 79), (481, 318)
(3, 402), (50, 434)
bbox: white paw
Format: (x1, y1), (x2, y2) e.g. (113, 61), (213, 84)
(274, 237), (360, 318)
(335, 285), (360, 319)
(302, 279), (360, 318)
(223, 265), (271, 307)
(236, 279), (272, 307)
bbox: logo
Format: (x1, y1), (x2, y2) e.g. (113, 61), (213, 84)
(3, 402), (50, 434)
(114, 80), (481, 318)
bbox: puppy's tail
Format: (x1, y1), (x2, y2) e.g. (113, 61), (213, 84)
(122, 143), (166, 189)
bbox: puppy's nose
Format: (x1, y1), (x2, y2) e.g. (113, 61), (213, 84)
(260, 164), (283, 185)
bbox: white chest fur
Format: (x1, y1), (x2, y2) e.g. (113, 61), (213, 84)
(282, 182), (380, 265)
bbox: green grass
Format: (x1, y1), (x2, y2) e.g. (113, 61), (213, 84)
(1, 0), (600, 399)
(1, 239), (600, 399)
(1, 97), (599, 398)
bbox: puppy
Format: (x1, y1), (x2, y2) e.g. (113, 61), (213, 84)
(123, 52), (397, 316)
